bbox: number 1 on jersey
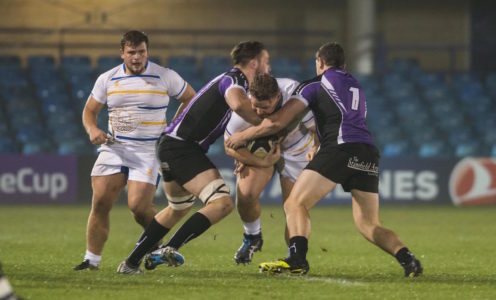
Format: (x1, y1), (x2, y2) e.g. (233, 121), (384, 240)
(349, 87), (359, 110)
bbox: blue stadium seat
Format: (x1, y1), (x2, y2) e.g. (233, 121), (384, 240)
(201, 56), (231, 81)
(10, 111), (43, 131)
(167, 56), (201, 88)
(389, 58), (419, 76)
(415, 72), (445, 88)
(97, 56), (122, 73)
(409, 126), (439, 147)
(58, 138), (94, 155)
(418, 141), (451, 158)
(27, 55), (55, 67)
(448, 127), (473, 146)
(50, 123), (82, 143)
(455, 142), (481, 158)
(0, 137), (20, 153)
(61, 55), (93, 77)
(270, 57), (303, 81)
(302, 57), (317, 79)
(0, 56), (21, 67)
(491, 144), (496, 157)
(22, 140), (54, 155)
(382, 141), (414, 157)
(15, 125), (46, 142)
(485, 73), (496, 97)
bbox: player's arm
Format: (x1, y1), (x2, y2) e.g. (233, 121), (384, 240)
(227, 98), (307, 149)
(171, 83), (195, 122)
(306, 126), (320, 161)
(82, 96), (107, 145)
(224, 140), (280, 168)
(225, 88), (262, 126)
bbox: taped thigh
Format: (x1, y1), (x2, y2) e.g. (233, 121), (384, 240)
(165, 193), (196, 210)
(198, 179), (230, 204)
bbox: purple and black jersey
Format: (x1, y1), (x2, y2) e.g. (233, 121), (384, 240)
(166, 68), (249, 151)
(291, 67), (374, 148)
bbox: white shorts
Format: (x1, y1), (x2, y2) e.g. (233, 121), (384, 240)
(276, 151), (309, 182)
(91, 146), (161, 186)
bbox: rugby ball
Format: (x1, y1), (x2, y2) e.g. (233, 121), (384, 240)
(246, 136), (275, 158)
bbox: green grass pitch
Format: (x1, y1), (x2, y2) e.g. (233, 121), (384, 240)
(0, 204), (495, 299)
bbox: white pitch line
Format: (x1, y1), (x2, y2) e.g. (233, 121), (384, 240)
(295, 276), (367, 286)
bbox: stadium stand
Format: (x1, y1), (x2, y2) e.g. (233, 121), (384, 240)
(0, 55), (494, 157)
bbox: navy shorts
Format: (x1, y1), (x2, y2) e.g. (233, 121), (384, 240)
(305, 143), (380, 193)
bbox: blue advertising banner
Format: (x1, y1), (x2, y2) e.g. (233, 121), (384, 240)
(0, 155), (78, 204)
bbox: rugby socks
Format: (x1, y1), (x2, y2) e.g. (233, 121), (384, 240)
(395, 247), (414, 266)
(165, 212), (211, 250)
(288, 236), (308, 261)
(84, 250), (101, 267)
(243, 218), (261, 235)
(126, 218), (170, 267)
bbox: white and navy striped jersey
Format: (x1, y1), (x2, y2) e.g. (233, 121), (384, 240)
(90, 61), (186, 151)
(225, 78), (315, 156)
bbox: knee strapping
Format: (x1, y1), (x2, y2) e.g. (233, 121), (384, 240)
(198, 179), (230, 204)
(166, 193), (196, 210)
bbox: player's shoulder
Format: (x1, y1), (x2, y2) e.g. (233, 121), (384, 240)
(293, 75), (322, 94)
(147, 61), (174, 76)
(224, 68), (248, 84)
(276, 77), (299, 92)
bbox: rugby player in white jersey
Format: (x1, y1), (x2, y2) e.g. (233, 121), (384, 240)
(74, 30), (196, 270)
(224, 74), (318, 264)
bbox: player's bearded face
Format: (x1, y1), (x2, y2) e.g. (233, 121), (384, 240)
(121, 42), (148, 74)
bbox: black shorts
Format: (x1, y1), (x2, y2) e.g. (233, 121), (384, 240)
(305, 143), (380, 193)
(156, 135), (216, 186)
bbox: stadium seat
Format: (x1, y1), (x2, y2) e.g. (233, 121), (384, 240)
(97, 56), (122, 73)
(302, 57), (317, 79)
(61, 55), (93, 75)
(58, 138), (95, 155)
(455, 142), (481, 158)
(201, 56), (231, 81)
(382, 141), (414, 157)
(27, 55), (55, 67)
(22, 140), (53, 155)
(419, 141), (451, 158)
(270, 57), (303, 81)
(0, 137), (20, 153)
(0, 56), (21, 67)
(485, 73), (496, 97)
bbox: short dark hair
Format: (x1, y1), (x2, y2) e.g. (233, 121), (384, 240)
(249, 74), (279, 101)
(316, 42), (345, 68)
(120, 30), (149, 50)
(230, 41), (266, 67)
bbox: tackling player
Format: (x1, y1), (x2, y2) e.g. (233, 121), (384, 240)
(227, 42), (423, 277)
(116, 41), (274, 274)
